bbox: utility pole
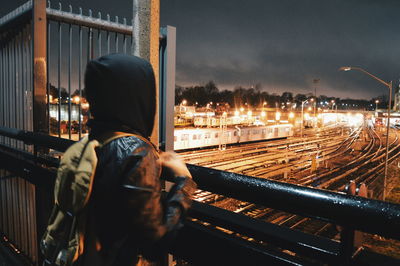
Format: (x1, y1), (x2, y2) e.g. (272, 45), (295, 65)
(313, 79), (319, 127)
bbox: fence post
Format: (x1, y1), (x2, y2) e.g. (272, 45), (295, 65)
(33, 0), (49, 263)
(159, 26), (176, 152)
(33, 0), (48, 136)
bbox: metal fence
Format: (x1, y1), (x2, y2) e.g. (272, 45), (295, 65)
(46, 1), (134, 140)
(0, 1), (135, 264)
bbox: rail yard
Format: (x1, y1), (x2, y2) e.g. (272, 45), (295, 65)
(178, 122), (400, 257)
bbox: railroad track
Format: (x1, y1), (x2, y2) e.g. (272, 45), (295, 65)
(188, 125), (400, 244)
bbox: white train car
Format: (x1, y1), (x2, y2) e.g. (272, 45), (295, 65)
(174, 124), (293, 151)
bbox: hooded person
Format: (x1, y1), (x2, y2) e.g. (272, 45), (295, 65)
(81, 53), (196, 265)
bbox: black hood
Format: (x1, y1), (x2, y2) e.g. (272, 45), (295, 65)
(85, 54), (156, 138)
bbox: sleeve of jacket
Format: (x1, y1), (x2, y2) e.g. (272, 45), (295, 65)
(119, 143), (197, 258)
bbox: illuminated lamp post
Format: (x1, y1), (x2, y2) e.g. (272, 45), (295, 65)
(340, 66), (392, 200)
(375, 99), (379, 111)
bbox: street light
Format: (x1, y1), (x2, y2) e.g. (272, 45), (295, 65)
(339, 66), (392, 200)
(375, 99), (379, 111)
(301, 98), (313, 138)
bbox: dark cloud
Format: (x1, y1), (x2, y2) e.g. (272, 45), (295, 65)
(161, 0), (400, 99)
(2, 1), (399, 99)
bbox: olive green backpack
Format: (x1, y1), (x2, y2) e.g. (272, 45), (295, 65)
(40, 133), (134, 266)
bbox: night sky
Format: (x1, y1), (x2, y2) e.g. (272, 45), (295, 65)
(1, 0), (400, 99)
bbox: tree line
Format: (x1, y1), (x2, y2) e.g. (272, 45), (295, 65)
(175, 81), (387, 110)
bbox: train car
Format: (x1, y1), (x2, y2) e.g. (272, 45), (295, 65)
(193, 116), (253, 127)
(174, 124), (293, 151)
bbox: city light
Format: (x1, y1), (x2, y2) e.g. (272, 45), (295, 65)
(247, 111), (252, 117)
(240, 107), (244, 112)
(275, 111), (281, 121)
(73, 96), (80, 104)
(261, 111), (266, 117)
(182, 99), (187, 105)
(234, 110), (240, 117)
(289, 112), (294, 119)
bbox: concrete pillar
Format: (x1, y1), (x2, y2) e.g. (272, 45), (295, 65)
(132, 0), (160, 145)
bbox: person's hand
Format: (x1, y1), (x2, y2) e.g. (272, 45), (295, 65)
(159, 151), (192, 179)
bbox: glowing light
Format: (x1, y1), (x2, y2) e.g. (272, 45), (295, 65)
(304, 113), (310, 119)
(261, 111), (266, 117)
(275, 112), (281, 121)
(247, 111), (252, 117)
(308, 107), (312, 111)
(234, 110), (240, 117)
(182, 99), (187, 105)
(289, 112), (294, 119)
(263, 101), (267, 106)
(240, 107), (244, 112)
(73, 96), (80, 103)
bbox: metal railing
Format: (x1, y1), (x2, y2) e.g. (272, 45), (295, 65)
(0, 1), (135, 264)
(1, 126), (400, 265)
(46, 1), (134, 140)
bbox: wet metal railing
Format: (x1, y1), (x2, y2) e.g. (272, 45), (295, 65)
(0, 1), (36, 262)
(0, 1), (134, 264)
(45, 1), (134, 140)
(1, 126), (400, 265)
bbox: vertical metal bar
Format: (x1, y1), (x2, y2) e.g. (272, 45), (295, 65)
(115, 16), (119, 53)
(68, 24), (72, 139)
(97, 11), (102, 57)
(88, 28), (93, 61)
(107, 31), (110, 54)
(58, 21), (61, 138)
(6, 41), (10, 146)
(33, 0), (48, 137)
(123, 18), (127, 54)
(78, 25), (82, 139)
(47, 22), (51, 135)
(4, 42), (7, 143)
(28, 22), (33, 135)
(160, 26), (176, 151)
(0, 169), (3, 235)
(131, 33), (134, 55)
(19, 178), (27, 255)
(15, 33), (23, 252)
(9, 39), (14, 145)
(107, 14), (110, 54)
(123, 34), (127, 54)
(6, 40), (12, 146)
(115, 33), (119, 53)
(29, 182), (37, 262)
(0, 46), (2, 143)
(1, 43), (4, 143)
(98, 30), (102, 57)
(15, 33), (21, 148)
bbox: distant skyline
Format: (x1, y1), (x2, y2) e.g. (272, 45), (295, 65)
(1, 0), (399, 100)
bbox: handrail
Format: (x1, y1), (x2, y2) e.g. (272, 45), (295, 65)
(1, 126), (400, 242)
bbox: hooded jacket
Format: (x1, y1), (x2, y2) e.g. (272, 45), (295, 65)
(81, 54), (196, 265)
